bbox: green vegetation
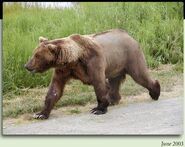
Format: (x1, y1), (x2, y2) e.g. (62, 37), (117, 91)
(70, 108), (81, 114)
(3, 3), (183, 98)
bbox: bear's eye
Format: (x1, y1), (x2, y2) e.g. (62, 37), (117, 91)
(35, 54), (40, 58)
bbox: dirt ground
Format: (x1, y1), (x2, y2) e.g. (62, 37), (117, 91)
(3, 86), (183, 135)
(3, 82), (183, 129)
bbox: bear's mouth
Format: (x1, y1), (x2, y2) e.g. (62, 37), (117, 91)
(26, 67), (41, 74)
(33, 67), (49, 73)
(25, 65), (37, 73)
(29, 69), (46, 74)
(25, 63), (51, 74)
(30, 69), (37, 74)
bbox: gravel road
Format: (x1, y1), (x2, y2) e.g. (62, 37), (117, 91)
(3, 97), (183, 135)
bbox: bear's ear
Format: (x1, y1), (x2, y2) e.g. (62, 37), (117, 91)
(39, 36), (48, 43)
(47, 44), (57, 54)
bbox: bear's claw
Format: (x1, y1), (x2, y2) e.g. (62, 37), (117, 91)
(90, 107), (107, 115)
(33, 113), (48, 119)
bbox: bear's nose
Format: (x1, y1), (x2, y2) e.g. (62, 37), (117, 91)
(24, 64), (31, 71)
(24, 64), (28, 69)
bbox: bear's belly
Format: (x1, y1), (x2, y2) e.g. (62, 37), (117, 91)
(72, 64), (92, 85)
(105, 63), (125, 78)
(73, 74), (91, 85)
(104, 50), (127, 78)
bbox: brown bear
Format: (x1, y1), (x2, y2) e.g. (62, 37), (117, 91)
(25, 29), (160, 119)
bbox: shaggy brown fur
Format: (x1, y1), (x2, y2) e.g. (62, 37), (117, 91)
(25, 29), (160, 119)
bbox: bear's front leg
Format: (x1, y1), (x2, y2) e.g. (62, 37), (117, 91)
(88, 58), (110, 115)
(34, 73), (69, 119)
(90, 81), (110, 114)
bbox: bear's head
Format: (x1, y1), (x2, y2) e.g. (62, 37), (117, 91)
(25, 34), (98, 73)
(25, 37), (61, 73)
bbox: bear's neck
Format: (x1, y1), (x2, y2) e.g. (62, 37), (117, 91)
(58, 40), (84, 64)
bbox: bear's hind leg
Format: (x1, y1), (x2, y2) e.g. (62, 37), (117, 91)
(108, 74), (125, 105)
(149, 80), (160, 100)
(127, 59), (160, 100)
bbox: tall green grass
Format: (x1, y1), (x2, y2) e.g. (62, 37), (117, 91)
(3, 2), (183, 94)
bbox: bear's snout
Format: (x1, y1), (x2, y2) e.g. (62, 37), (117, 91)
(24, 63), (30, 70)
(24, 62), (36, 73)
